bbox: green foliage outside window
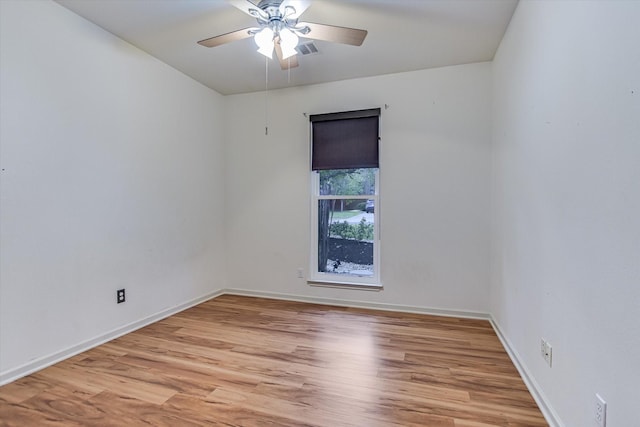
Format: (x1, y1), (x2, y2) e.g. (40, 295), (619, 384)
(329, 218), (374, 241)
(319, 168), (376, 195)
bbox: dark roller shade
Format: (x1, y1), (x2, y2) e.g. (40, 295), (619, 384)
(311, 108), (380, 170)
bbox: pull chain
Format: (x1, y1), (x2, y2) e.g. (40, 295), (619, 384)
(265, 56), (269, 136)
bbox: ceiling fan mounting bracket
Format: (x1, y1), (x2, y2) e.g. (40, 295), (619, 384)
(256, 0), (285, 10)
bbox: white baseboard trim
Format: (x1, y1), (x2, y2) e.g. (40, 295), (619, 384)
(221, 288), (490, 320)
(489, 316), (564, 427)
(0, 289), (225, 386)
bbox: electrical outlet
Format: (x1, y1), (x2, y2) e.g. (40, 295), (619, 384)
(595, 393), (607, 427)
(117, 289), (126, 304)
(540, 338), (552, 367)
(297, 268), (304, 278)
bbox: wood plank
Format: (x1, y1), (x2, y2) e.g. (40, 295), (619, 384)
(0, 295), (548, 426)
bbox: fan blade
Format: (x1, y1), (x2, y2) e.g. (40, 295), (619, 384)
(275, 38), (299, 70)
(298, 22), (367, 46)
(229, 0), (267, 20)
(197, 27), (256, 48)
(280, 0), (310, 19)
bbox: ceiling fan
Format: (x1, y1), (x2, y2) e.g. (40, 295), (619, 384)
(197, 0), (368, 70)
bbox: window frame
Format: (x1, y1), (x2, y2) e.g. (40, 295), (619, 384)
(309, 169), (381, 288)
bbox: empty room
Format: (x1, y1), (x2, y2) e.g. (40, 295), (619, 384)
(0, 0), (638, 426)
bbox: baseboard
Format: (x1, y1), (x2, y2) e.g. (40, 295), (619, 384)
(221, 288), (490, 320)
(489, 316), (565, 427)
(0, 289), (225, 386)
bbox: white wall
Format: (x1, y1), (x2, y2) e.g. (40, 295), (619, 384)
(10, 3), (637, 425)
(491, 1), (640, 426)
(224, 63), (492, 313)
(0, 0), (227, 379)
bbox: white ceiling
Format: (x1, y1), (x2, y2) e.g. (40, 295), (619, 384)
(55, 0), (518, 96)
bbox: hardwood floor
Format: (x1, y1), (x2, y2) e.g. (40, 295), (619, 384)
(0, 295), (547, 426)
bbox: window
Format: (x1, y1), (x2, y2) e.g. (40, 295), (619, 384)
(309, 108), (381, 287)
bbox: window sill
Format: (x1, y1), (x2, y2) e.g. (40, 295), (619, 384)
(307, 280), (383, 291)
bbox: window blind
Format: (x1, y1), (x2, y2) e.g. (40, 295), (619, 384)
(310, 108), (380, 170)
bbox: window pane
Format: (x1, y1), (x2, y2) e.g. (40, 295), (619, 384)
(317, 199), (374, 277)
(319, 168), (377, 196)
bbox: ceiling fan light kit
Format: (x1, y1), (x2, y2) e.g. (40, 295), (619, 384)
(277, 28), (299, 60)
(198, 0), (367, 70)
(254, 26), (275, 57)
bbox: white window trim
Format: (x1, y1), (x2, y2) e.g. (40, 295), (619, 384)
(309, 170), (381, 288)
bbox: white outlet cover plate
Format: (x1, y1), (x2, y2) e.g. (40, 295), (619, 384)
(595, 393), (607, 427)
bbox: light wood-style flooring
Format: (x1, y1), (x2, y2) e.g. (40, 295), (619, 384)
(0, 295), (547, 426)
